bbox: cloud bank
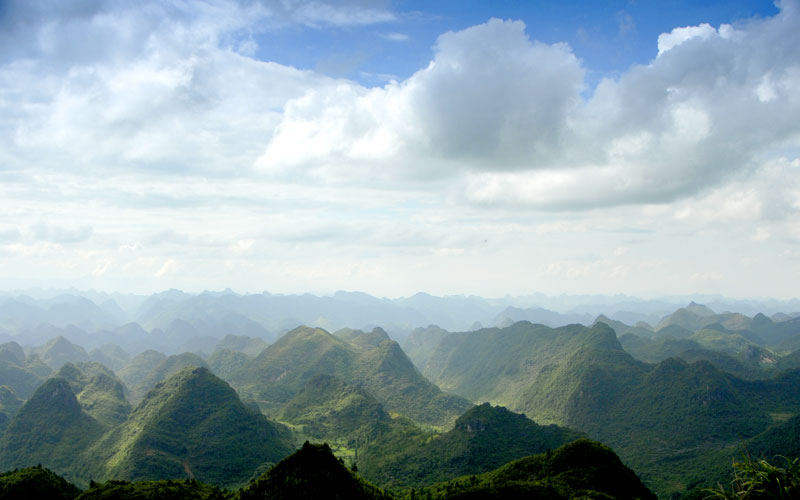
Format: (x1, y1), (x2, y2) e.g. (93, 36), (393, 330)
(0, 0), (799, 297)
(256, 5), (800, 209)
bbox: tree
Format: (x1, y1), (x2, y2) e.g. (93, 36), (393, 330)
(706, 455), (800, 499)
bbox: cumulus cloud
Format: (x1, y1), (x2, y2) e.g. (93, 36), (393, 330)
(0, 0), (381, 179)
(657, 22), (720, 55)
(256, 19), (585, 180)
(256, 5), (800, 210)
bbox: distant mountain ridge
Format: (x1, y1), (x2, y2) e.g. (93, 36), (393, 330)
(3, 289), (798, 351)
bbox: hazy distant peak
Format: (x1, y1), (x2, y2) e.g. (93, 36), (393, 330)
(686, 302), (715, 316)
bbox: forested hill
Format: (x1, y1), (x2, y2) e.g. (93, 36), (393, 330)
(0, 439), (658, 500)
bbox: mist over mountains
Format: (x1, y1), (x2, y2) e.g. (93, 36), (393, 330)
(2, 287), (800, 498)
(1, 288), (798, 353)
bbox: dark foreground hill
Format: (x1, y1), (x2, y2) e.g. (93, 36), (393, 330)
(417, 438), (656, 500)
(238, 441), (392, 500)
(360, 403), (584, 488)
(0, 465), (81, 500)
(0, 439), (658, 500)
(77, 479), (227, 500)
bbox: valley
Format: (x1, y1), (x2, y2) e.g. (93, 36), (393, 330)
(1, 290), (799, 498)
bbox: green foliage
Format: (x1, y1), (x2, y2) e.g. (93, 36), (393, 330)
(421, 322), (621, 408)
(88, 344), (131, 372)
(413, 439), (655, 500)
(208, 349), (252, 381)
(0, 386), (23, 434)
(0, 378), (106, 480)
(33, 336), (90, 370)
(123, 352), (209, 403)
(57, 362), (132, 427)
(76, 478), (228, 500)
(622, 335), (774, 380)
(359, 403), (584, 488)
(230, 326), (471, 427)
(402, 325), (452, 370)
(705, 455), (800, 499)
(237, 441), (393, 500)
(86, 367), (293, 488)
(0, 360), (43, 400)
(417, 318), (800, 497)
(279, 374), (391, 445)
(215, 335), (268, 358)
(0, 465), (81, 500)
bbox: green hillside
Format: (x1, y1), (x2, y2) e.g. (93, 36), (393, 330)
(0, 378), (106, 476)
(0, 465), (81, 500)
(359, 403), (584, 488)
(57, 362), (132, 427)
(415, 319), (800, 497)
(621, 335), (772, 380)
(215, 334), (268, 357)
(207, 349), (251, 381)
(519, 349), (800, 497)
(229, 326), (471, 427)
(89, 344), (131, 372)
(0, 386), (23, 433)
(279, 374), (391, 445)
(655, 303), (717, 332)
(416, 439), (655, 500)
(86, 367), (293, 488)
(0, 343), (26, 367)
(593, 315), (654, 338)
(117, 350), (167, 394)
(237, 441), (392, 500)
(33, 336), (90, 370)
(0, 360), (44, 400)
(422, 321), (621, 407)
(402, 325), (452, 370)
(121, 352), (208, 403)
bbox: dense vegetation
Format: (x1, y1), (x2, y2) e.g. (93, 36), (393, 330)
(2, 294), (800, 499)
(85, 367), (293, 488)
(229, 326), (471, 427)
(238, 442), (393, 500)
(413, 439), (656, 500)
(279, 374), (392, 445)
(0, 378), (106, 474)
(359, 403), (584, 488)
(705, 455), (800, 499)
(0, 439), (661, 500)
(0, 465), (81, 500)
(77, 479), (228, 500)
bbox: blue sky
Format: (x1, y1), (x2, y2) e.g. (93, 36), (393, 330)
(0, 0), (798, 299)
(252, 0), (779, 87)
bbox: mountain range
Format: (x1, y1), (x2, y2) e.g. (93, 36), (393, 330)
(1, 291), (800, 498)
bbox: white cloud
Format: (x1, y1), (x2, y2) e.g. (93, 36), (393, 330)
(253, 6), (800, 213)
(155, 258), (179, 277)
(256, 18), (585, 181)
(1, 0), (799, 297)
(657, 23), (718, 56)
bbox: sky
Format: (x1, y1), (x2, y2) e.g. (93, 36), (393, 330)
(0, 0), (798, 299)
